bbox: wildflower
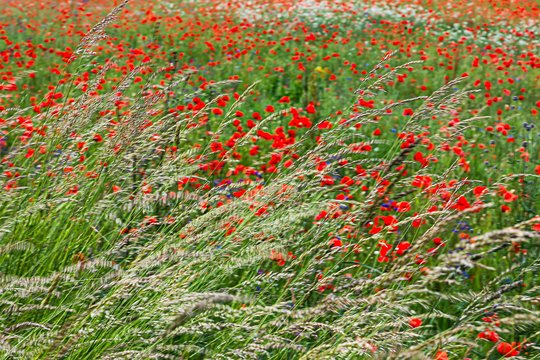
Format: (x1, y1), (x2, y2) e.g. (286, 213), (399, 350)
(329, 238), (342, 247)
(314, 66), (330, 75)
(396, 241), (411, 255)
(412, 175), (432, 188)
(402, 108), (414, 116)
(496, 342), (520, 357)
(270, 250), (286, 266)
(477, 330), (499, 342)
(433, 238), (445, 247)
(409, 317), (422, 328)
(377, 240), (392, 262)
(278, 96), (290, 103)
(452, 196), (471, 211)
(434, 351), (449, 360)
(255, 206), (267, 216)
(25, 148), (35, 158)
(473, 186), (488, 197)
(396, 201), (411, 213)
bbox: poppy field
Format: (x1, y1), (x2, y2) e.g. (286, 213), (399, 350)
(0, 0), (539, 358)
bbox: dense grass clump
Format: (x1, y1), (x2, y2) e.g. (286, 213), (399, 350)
(0, 0), (538, 359)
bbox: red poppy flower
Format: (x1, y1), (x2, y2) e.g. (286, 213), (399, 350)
(497, 342), (520, 357)
(434, 351), (449, 360)
(452, 196), (471, 211)
(473, 186), (488, 197)
(25, 148), (35, 158)
(477, 330), (499, 342)
(278, 96), (290, 103)
(402, 108), (414, 116)
(329, 238), (342, 247)
(377, 240), (392, 262)
(396, 241), (411, 255)
(409, 318), (422, 328)
(396, 201), (411, 212)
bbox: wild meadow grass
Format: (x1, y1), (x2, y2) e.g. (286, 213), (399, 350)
(0, 0), (538, 358)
